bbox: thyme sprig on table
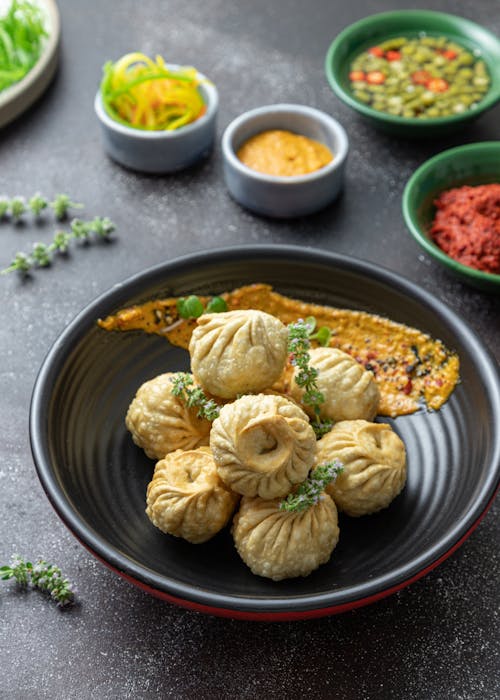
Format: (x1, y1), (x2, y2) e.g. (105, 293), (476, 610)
(287, 319), (333, 438)
(279, 460), (344, 512)
(0, 555), (76, 607)
(1, 217), (116, 275)
(170, 373), (220, 421)
(0, 193), (83, 221)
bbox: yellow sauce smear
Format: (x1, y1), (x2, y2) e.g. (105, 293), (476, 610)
(237, 130), (333, 176)
(98, 283), (459, 417)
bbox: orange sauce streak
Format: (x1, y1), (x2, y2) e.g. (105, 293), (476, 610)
(98, 283), (459, 417)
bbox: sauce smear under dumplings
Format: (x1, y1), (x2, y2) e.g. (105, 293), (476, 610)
(99, 283), (460, 417)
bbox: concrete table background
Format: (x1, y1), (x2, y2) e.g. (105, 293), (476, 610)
(0, 0), (498, 697)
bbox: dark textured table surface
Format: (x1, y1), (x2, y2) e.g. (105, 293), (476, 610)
(1, 0), (499, 698)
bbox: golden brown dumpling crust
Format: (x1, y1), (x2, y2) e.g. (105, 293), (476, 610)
(290, 347), (380, 422)
(232, 494), (339, 580)
(316, 420), (407, 517)
(125, 372), (211, 460)
(189, 310), (288, 399)
(210, 394), (316, 499)
(146, 447), (239, 543)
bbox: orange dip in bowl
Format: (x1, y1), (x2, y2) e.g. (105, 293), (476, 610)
(236, 130), (334, 177)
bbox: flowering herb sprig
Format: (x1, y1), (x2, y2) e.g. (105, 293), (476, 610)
(287, 319), (333, 438)
(279, 460), (344, 512)
(10, 196), (26, 221)
(1, 217), (116, 275)
(28, 193), (49, 217)
(304, 316), (332, 347)
(0, 555), (76, 607)
(176, 294), (228, 319)
(170, 372), (220, 421)
(50, 194), (84, 220)
(0, 193), (83, 221)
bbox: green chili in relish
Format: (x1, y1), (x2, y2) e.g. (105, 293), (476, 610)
(349, 35), (490, 119)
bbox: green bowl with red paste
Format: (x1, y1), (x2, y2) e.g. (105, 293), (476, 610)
(325, 10), (500, 136)
(402, 141), (500, 293)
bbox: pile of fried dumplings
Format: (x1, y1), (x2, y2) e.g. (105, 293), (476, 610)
(125, 308), (407, 581)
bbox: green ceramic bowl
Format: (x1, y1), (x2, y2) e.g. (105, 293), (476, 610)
(402, 141), (500, 293)
(325, 11), (500, 137)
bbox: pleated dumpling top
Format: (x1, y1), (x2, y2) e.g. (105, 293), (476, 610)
(290, 347), (380, 422)
(316, 420), (407, 517)
(232, 494), (339, 580)
(210, 394), (316, 499)
(189, 309), (288, 399)
(126, 372), (211, 460)
(146, 447), (239, 543)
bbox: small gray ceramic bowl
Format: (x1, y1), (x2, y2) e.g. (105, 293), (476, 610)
(221, 104), (349, 218)
(94, 68), (218, 174)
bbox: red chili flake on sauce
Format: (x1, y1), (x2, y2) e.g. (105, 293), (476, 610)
(442, 49), (458, 60)
(402, 379), (413, 395)
(430, 184), (500, 274)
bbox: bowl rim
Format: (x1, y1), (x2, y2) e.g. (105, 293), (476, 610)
(29, 244), (500, 617)
(221, 103), (349, 184)
(325, 9), (500, 128)
(94, 64), (218, 139)
(402, 141), (500, 285)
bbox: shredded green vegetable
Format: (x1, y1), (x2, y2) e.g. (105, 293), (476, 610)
(0, 0), (47, 93)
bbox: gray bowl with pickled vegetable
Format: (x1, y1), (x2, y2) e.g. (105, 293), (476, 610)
(325, 10), (500, 136)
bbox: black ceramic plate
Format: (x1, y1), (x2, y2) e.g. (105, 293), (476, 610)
(30, 246), (500, 620)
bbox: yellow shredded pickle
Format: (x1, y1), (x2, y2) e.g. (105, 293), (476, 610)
(100, 52), (207, 131)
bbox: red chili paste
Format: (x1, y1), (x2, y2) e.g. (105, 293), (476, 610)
(430, 184), (500, 274)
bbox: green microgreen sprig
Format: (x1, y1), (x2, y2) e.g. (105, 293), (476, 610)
(170, 372), (220, 421)
(1, 555), (76, 607)
(287, 319), (333, 439)
(176, 294), (228, 319)
(1, 217), (116, 275)
(279, 460), (344, 512)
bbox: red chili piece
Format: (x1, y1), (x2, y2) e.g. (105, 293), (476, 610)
(411, 70), (432, 85)
(349, 70), (366, 82)
(368, 46), (384, 58)
(426, 78), (449, 93)
(386, 50), (401, 61)
(442, 49), (458, 60)
(366, 71), (386, 85)
(403, 379), (413, 395)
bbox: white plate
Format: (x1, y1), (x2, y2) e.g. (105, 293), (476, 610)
(0, 0), (60, 128)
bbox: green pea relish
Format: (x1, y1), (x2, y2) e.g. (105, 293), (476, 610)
(348, 35), (490, 119)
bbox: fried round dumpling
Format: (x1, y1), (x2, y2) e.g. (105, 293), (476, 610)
(126, 372), (211, 460)
(316, 420), (407, 516)
(189, 310), (288, 399)
(146, 447), (239, 544)
(290, 347), (380, 422)
(210, 394), (316, 499)
(232, 494), (339, 580)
